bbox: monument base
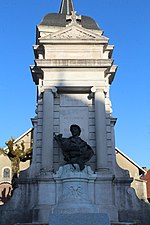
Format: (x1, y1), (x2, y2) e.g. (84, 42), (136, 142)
(14, 221), (137, 225)
(49, 213), (111, 225)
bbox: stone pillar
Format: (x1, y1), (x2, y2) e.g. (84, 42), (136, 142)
(29, 116), (38, 176)
(94, 87), (108, 171)
(42, 88), (54, 171)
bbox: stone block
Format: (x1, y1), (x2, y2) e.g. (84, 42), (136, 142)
(54, 105), (59, 111)
(106, 125), (111, 132)
(111, 223), (137, 225)
(54, 98), (60, 105)
(37, 104), (43, 112)
(89, 118), (95, 125)
(49, 213), (110, 225)
(89, 125), (95, 132)
(54, 112), (59, 118)
(14, 224), (48, 225)
(38, 112), (43, 119)
(89, 139), (96, 146)
(107, 133), (112, 140)
(38, 119), (43, 126)
(37, 125), (42, 133)
(53, 125), (59, 133)
(88, 105), (95, 112)
(54, 119), (59, 125)
(89, 132), (96, 140)
(89, 112), (95, 118)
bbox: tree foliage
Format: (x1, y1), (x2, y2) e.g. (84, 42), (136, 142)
(1, 138), (32, 177)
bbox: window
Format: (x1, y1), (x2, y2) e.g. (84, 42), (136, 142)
(3, 168), (11, 178)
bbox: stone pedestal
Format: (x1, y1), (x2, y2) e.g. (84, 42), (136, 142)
(49, 164), (111, 225)
(53, 164), (98, 213)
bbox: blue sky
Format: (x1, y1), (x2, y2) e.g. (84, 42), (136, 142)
(0, 0), (150, 168)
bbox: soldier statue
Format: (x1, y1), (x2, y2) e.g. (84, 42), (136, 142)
(54, 124), (94, 170)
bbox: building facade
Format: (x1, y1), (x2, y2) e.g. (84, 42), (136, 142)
(116, 147), (147, 201)
(141, 168), (150, 202)
(0, 128), (32, 205)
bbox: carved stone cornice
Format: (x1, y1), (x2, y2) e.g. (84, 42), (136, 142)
(38, 37), (108, 44)
(35, 59), (113, 68)
(30, 65), (43, 85)
(105, 65), (118, 84)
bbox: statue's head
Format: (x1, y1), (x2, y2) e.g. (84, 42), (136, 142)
(70, 124), (81, 136)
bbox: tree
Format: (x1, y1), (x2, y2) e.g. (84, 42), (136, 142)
(0, 138), (32, 187)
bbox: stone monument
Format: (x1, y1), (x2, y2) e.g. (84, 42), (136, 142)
(0, 0), (150, 225)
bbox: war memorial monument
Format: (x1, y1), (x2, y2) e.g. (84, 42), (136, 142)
(0, 0), (150, 224)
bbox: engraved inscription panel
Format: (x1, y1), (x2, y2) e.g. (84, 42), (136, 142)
(60, 94), (90, 142)
(60, 94), (92, 107)
(60, 107), (89, 142)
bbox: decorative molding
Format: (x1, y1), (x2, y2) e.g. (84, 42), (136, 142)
(39, 24), (104, 40)
(35, 59), (113, 68)
(40, 86), (58, 97)
(53, 164), (96, 179)
(63, 185), (83, 200)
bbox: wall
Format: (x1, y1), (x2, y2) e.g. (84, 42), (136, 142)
(116, 150), (147, 200)
(141, 169), (150, 202)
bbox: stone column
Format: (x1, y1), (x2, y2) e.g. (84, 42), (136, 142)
(94, 87), (108, 171)
(42, 88), (54, 171)
(30, 116), (38, 176)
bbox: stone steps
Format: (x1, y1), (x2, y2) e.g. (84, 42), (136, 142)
(14, 224), (48, 225)
(111, 222), (137, 225)
(15, 223), (137, 225)
(15, 222), (137, 225)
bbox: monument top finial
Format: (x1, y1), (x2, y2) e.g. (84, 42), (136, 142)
(59, 0), (75, 15)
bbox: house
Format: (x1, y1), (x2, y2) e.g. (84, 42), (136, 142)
(116, 147), (147, 201)
(0, 128), (33, 205)
(141, 168), (150, 202)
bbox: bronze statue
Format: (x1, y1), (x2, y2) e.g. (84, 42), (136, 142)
(54, 124), (94, 170)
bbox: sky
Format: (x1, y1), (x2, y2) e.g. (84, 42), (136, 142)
(0, 0), (150, 168)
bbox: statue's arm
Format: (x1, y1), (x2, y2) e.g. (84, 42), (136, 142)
(54, 133), (64, 146)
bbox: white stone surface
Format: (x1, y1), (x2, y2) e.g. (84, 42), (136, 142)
(95, 89), (108, 170)
(42, 90), (54, 171)
(60, 94), (92, 107)
(49, 213), (111, 225)
(53, 165), (98, 214)
(60, 106), (89, 141)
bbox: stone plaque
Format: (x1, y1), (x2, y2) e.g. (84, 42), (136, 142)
(60, 107), (89, 142)
(60, 94), (92, 107)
